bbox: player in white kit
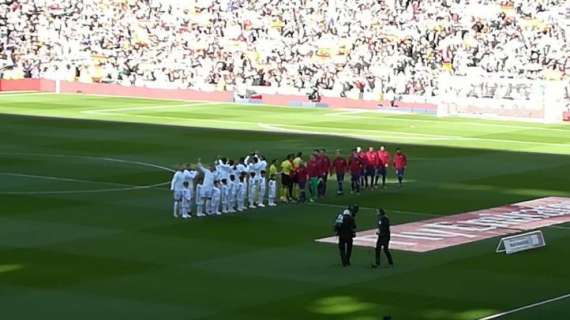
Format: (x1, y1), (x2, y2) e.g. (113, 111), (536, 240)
(195, 182), (205, 217)
(257, 170), (267, 207)
(221, 180), (230, 213)
(268, 174), (277, 206)
(216, 158), (231, 182)
(197, 161), (215, 215)
(170, 166), (185, 218)
(183, 165), (198, 185)
(211, 180), (222, 215)
(228, 174), (238, 213)
(237, 174), (247, 211)
(248, 171), (257, 208)
(180, 181), (193, 219)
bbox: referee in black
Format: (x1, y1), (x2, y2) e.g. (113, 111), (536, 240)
(373, 209), (394, 268)
(335, 209), (356, 267)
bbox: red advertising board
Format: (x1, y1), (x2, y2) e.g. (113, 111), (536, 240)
(316, 197), (570, 252)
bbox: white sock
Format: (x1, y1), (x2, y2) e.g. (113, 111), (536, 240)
(205, 200), (212, 214)
(173, 202), (179, 216)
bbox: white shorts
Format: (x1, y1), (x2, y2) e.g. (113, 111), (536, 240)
(200, 187), (213, 199)
(173, 190), (183, 201)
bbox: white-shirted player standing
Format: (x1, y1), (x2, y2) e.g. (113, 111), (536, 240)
(170, 165), (185, 218)
(181, 181), (192, 219)
(197, 160), (215, 215)
(237, 174), (247, 211)
(228, 174), (238, 213)
(268, 175), (277, 206)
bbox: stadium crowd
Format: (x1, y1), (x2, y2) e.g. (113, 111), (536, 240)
(170, 147), (407, 218)
(2, 0), (570, 100)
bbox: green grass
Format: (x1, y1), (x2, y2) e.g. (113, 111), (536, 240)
(0, 92), (569, 320)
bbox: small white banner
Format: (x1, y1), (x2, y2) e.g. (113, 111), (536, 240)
(496, 230), (546, 255)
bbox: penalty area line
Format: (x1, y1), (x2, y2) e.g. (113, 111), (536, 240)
(478, 293), (570, 320)
(0, 172), (134, 187)
(0, 152), (173, 195)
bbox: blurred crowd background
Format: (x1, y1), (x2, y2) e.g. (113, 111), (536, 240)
(1, 0), (570, 101)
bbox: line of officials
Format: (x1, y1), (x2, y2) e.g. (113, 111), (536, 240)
(334, 205), (394, 268)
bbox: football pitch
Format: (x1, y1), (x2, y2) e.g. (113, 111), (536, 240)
(1, 92), (569, 319)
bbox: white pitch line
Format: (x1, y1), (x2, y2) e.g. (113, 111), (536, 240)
(0, 181), (170, 195)
(259, 122), (451, 139)
(257, 122), (570, 147)
(81, 156), (175, 173)
(6, 91), (570, 134)
(478, 293), (570, 320)
(81, 102), (213, 114)
(0, 151), (175, 173)
(0, 172), (134, 187)
(0, 152), (173, 195)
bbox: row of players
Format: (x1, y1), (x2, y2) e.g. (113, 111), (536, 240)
(279, 147), (408, 202)
(170, 147), (408, 219)
(170, 153), (277, 219)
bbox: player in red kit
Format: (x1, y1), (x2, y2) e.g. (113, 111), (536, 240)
(366, 147), (378, 189)
(332, 150), (348, 195)
(307, 155), (321, 202)
(295, 163), (308, 202)
(318, 149), (331, 197)
(376, 146), (390, 188)
(393, 148), (407, 187)
(349, 149), (363, 194)
(357, 147), (368, 189)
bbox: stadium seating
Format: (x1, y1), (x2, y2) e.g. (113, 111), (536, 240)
(1, 0), (570, 101)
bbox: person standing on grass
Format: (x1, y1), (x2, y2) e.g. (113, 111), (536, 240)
(197, 159), (215, 213)
(393, 148), (408, 187)
(195, 177), (206, 217)
(257, 170), (267, 207)
(267, 174), (278, 206)
(237, 173), (247, 212)
(365, 147), (378, 189)
(295, 162), (309, 203)
(292, 152), (304, 200)
(280, 154), (294, 202)
(376, 146), (390, 188)
(357, 147), (368, 188)
(170, 165), (185, 218)
(210, 180), (222, 215)
(318, 149), (331, 197)
(307, 155), (321, 202)
(349, 149), (363, 194)
(335, 209), (356, 267)
(269, 159), (279, 179)
(373, 209), (394, 268)
(332, 150), (347, 195)
(257, 156), (268, 207)
(180, 181), (193, 219)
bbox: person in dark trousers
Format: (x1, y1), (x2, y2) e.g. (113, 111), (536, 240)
(335, 209), (356, 267)
(373, 209), (394, 268)
(332, 150), (347, 195)
(393, 148), (407, 187)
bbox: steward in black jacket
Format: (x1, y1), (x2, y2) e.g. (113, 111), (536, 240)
(335, 209), (356, 266)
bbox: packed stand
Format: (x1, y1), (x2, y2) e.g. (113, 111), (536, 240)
(1, 0), (570, 99)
